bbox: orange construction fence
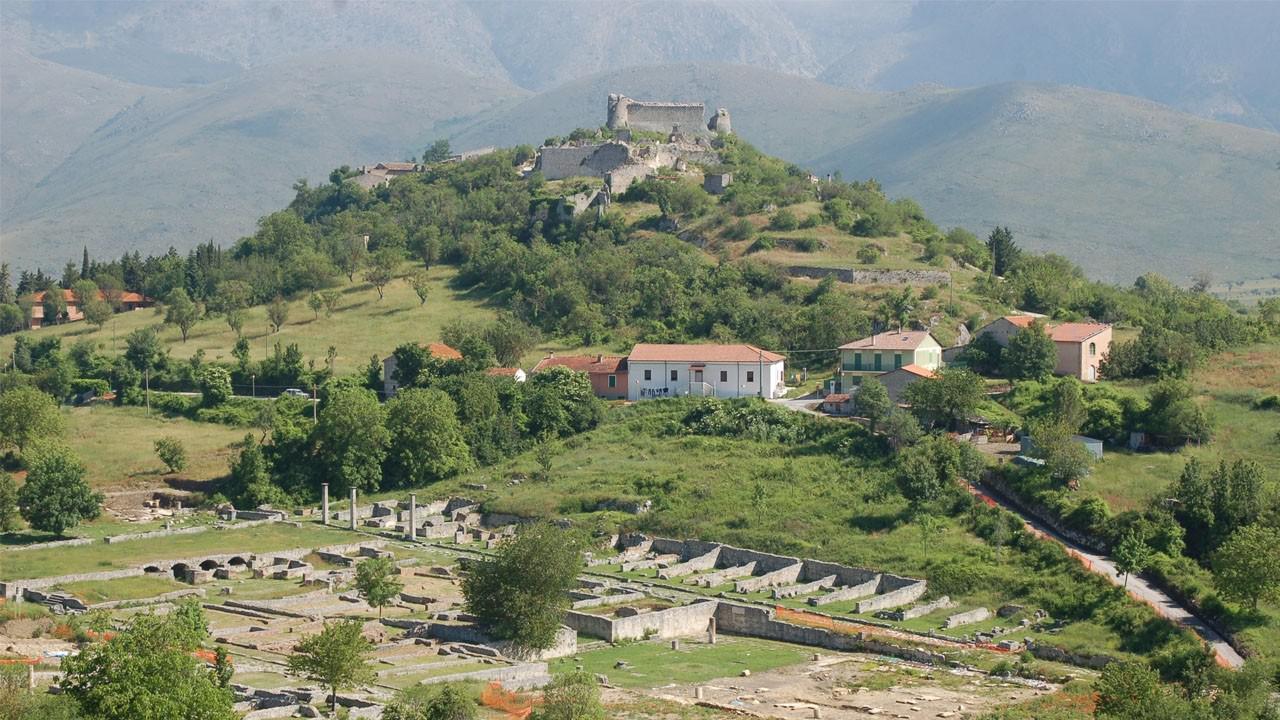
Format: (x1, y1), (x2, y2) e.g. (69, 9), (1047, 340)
(480, 681), (540, 719)
(774, 605), (1006, 653)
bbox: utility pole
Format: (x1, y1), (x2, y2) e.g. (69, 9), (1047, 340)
(145, 368), (151, 415)
(311, 384), (318, 423)
(251, 374), (255, 398)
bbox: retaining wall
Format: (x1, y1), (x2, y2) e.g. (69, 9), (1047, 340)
(565, 600), (718, 642)
(855, 581), (927, 613)
(735, 563), (802, 593)
(788, 266), (952, 286)
(808, 576), (879, 606)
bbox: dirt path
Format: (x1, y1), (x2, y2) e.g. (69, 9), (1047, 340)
(971, 482), (1245, 668)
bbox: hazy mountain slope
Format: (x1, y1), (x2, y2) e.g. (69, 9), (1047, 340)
(0, 41), (147, 217)
(808, 82), (1280, 283)
(1, 52), (527, 270)
(820, 2), (1280, 132)
(449, 63), (1280, 283)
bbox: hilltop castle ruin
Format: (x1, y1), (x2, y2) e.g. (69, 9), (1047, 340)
(606, 94), (731, 135)
(533, 93), (731, 197)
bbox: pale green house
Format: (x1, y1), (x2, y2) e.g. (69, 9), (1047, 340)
(837, 330), (943, 390)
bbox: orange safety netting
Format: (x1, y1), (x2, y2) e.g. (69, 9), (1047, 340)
(480, 681), (540, 719)
(0, 658), (38, 665)
(774, 605), (998, 652)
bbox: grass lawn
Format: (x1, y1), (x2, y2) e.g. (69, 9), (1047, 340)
(1080, 342), (1280, 512)
(63, 403), (246, 490)
(549, 637), (813, 689)
(52, 575), (186, 603)
(0, 521), (349, 581)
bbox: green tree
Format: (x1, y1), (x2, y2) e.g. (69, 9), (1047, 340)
(71, 279), (99, 310)
(154, 436), (187, 473)
(60, 605), (236, 720)
(1095, 660), (1190, 720)
(1145, 378), (1214, 444)
(1028, 418), (1094, 484)
(484, 313), (541, 367)
(0, 385), (65, 454)
(307, 292), (324, 319)
(213, 280), (252, 336)
(881, 407), (922, 452)
(411, 271), (431, 305)
(855, 377), (891, 433)
(462, 523), (583, 649)
(531, 671), (605, 720)
(902, 368), (984, 430)
(41, 285), (67, 325)
(1002, 320), (1056, 380)
(364, 248), (399, 300)
(422, 139), (451, 163)
(198, 365), (233, 407)
(0, 302), (23, 333)
(1213, 524), (1280, 610)
(0, 472), (19, 532)
(1113, 531), (1153, 588)
(313, 387), (389, 495)
(286, 619), (375, 714)
(267, 295), (290, 333)
(880, 287), (916, 331)
(383, 684), (478, 720)
(354, 556), (404, 618)
(82, 296), (113, 331)
(385, 388), (473, 486)
(163, 287), (202, 342)
(336, 235), (368, 283)
(0, 262), (12, 304)
(17, 443), (102, 536)
(320, 289), (342, 317)
(986, 226), (1020, 277)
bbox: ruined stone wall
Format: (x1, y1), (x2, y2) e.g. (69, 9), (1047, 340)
(788, 266), (952, 286)
(535, 145), (600, 181)
(713, 603), (947, 665)
(607, 95), (705, 133)
(565, 600), (718, 642)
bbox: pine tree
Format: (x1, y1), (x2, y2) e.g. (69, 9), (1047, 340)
(0, 262), (13, 304)
(986, 226), (1021, 277)
(81, 246), (91, 280)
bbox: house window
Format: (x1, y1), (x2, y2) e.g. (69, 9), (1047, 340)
(644, 369), (652, 381)
(1089, 342), (1096, 356)
(894, 353), (903, 369)
(608, 375), (616, 388)
(670, 369), (678, 381)
(853, 353), (863, 370)
(719, 370), (728, 382)
(873, 353), (882, 371)
(746, 371), (755, 383)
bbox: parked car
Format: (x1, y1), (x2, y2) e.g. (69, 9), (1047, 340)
(282, 388), (310, 399)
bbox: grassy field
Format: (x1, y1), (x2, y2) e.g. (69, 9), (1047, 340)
(52, 575), (186, 603)
(548, 637), (813, 689)
(63, 404), (246, 490)
(0, 521), (348, 581)
(1080, 342), (1280, 512)
(0, 265), (499, 376)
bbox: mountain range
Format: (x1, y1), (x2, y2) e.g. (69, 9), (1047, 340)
(2, 0), (1278, 283)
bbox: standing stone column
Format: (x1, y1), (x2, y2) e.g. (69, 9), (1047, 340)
(321, 483), (330, 525)
(408, 494), (417, 541)
(349, 488), (358, 531)
(707, 617), (717, 645)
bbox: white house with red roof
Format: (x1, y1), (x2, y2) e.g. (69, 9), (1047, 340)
(625, 343), (785, 400)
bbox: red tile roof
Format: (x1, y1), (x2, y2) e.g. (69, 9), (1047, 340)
(1002, 315), (1037, 328)
(823, 393), (851, 403)
(384, 342), (462, 362)
(894, 364), (936, 379)
(533, 355), (626, 374)
(486, 367), (523, 377)
(1049, 323), (1109, 343)
(627, 343), (785, 364)
(839, 331), (937, 351)
(30, 289), (151, 304)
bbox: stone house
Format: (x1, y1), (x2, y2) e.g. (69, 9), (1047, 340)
(626, 344), (785, 400)
(821, 393), (853, 415)
(836, 331), (943, 390)
(878, 364), (937, 404)
(703, 173), (732, 195)
(532, 354), (627, 400)
(382, 342), (463, 398)
(974, 316), (1111, 382)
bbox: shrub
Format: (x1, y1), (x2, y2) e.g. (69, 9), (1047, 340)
(198, 365), (233, 407)
(154, 437), (188, 473)
(856, 244), (880, 264)
(70, 378), (111, 398)
(768, 208), (799, 231)
(723, 218), (755, 241)
(746, 236), (776, 254)
(792, 236), (821, 252)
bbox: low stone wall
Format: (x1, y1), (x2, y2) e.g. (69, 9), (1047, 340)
(105, 525), (211, 544)
(691, 562), (756, 588)
(565, 600), (718, 642)
(1026, 640), (1114, 669)
(855, 581), (927, 613)
(883, 596), (955, 621)
(788, 266), (952, 286)
(944, 608), (991, 628)
(734, 563), (802, 593)
(808, 576), (879, 606)
(88, 588), (206, 610)
(714, 602), (947, 665)
(7, 537), (95, 552)
(772, 575), (836, 599)
(657, 548), (720, 579)
(570, 591), (647, 610)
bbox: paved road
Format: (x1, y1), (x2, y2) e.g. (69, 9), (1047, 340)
(768, 394), (1246, 668)
(972, 482), (1245, 668)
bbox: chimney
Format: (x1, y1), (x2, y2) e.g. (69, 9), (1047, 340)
(596, 353), (604, 363)
(548, 351), (555, 359)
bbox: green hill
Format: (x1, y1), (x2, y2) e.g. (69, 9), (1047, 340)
(447, 63), (1280, 284)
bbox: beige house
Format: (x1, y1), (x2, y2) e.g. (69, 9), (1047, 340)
(837, 330), (942, 390)
(974, 316), (1111, 382)
(880, 364), (937, 403)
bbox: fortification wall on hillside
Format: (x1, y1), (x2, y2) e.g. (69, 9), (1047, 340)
(607, 94), (705, 133)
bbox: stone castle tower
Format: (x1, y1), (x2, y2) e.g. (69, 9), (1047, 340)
(707, 107), (731, 134)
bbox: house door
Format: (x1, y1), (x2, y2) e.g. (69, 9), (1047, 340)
(1087, 365), (1096, 382)
(693, 369), (704, 383)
